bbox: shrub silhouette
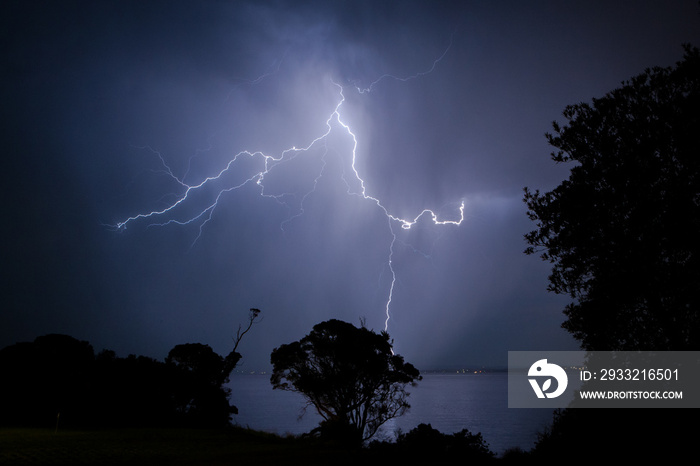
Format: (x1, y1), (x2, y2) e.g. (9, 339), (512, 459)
(367, 423), (494, 463)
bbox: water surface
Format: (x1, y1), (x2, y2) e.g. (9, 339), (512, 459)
(228, 372), (554, 454)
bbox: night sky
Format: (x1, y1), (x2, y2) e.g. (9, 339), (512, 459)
(3, 1), (699, 371)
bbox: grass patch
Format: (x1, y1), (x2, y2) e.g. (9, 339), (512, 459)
(0, 427), (362, 465)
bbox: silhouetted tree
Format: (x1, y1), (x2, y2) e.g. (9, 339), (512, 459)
(0, 334), (95, 428)
(0, 308), (261, 429)
(164, 308), (262, 426)
(270, 319), (421, 445)
(523, 47), (700, 463)
(93, 352), (175, 428)
(523, 45), (700, 351)
(166, 343), (235, 426)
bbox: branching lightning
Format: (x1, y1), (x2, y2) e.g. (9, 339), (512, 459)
(113, 42), (464, 332)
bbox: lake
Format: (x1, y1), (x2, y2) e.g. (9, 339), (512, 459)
(228, 372), (555, 455)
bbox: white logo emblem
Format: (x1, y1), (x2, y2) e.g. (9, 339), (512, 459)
(528, 359), (568, 399)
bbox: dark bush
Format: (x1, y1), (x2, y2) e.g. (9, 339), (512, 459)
(366, 423), (494, 464)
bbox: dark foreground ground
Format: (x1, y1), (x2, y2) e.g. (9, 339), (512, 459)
(0, 427), (512, 466)
(0, 427), (349, 466)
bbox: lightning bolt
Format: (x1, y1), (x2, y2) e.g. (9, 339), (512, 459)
(112, 42), (464, 333)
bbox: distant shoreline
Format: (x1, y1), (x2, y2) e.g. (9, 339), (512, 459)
(232, 367), (510, 376)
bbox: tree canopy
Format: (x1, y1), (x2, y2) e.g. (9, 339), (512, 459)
(523, 45), (700, 351)
(0, 309), (261, 428)
(270, 319), (421, 444)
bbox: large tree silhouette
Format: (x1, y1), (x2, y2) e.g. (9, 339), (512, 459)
(524, 45), (700, 350)
(270, 319), (421, 445)
(523, 47), (700, 463)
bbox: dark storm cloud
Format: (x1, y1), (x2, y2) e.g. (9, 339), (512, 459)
(2, 1), (699, 370)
